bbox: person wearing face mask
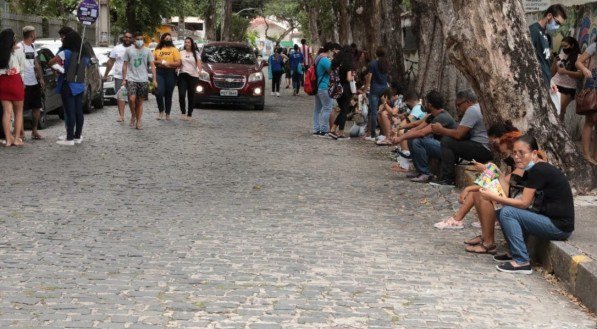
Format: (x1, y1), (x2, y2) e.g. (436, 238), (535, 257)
(551, 36), (582, 121)
(153, 33), (181, 121)
(529, 4), (567, 90)
(476, 135), (574, 275)
(104, 31), (133, 123)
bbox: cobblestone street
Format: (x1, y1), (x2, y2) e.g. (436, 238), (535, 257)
(1, 90), (596, 328)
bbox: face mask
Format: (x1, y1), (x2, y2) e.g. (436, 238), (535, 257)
(165, 40), (174, 47)
(547, 18), (560, 32)
(524, 161), (536, 171)
(135, 40), (144, 48)
(562, 48), (572, 55)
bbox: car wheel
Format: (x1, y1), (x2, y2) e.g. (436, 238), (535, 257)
(92, 88), (104, 109)
(254, 103), (264, 111)
(83, 86), (93, 113)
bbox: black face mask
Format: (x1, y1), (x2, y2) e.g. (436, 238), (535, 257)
(165, 40), (174, 47)
(562, 48), (572, 55)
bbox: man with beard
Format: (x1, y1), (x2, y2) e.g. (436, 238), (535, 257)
(19, 26), (45, 140)
(104, 31), (133, 123)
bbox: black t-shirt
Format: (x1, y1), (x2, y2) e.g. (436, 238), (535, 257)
(425, 110), (458, 140)
(524, 162), (575, 232)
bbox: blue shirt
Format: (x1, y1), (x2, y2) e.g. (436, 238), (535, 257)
(55, 49), (89, 96)
(268, 54), (284, 72)
(409, 104), (425, 120)
(316, 56), (331, 91)
(289, 51), (304, 72)
(368, 59), (388, 96)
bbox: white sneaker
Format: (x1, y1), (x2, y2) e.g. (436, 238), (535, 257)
(271, 92), (275, 96)
(276, 92), (280, 97)
(74, 137), (83, 144)
(364, 136), (376, 142)
(58, 135), (66, 141)
(56, 140), (75, 146)
(376, 135), (386, 142)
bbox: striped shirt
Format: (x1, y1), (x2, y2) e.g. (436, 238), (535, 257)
(300, 44), (312, 66)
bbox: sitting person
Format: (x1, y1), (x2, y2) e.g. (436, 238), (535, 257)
(480, 135), (574, 275)
(388, 90), (458, 182)
(434, 122), (521, 230)
(376, 88), (398, 142)
(430, 89), (493, 186)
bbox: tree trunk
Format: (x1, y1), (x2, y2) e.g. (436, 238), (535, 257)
(306, 4), (320, 49)
(337, 0), (352, 45)
(221, 0), (232, 42)
(350, 1), (368, 50)
(125, 1), (138, 33)
(380, 0), (405, 87)
(433, 0), (594, 192)
(204, 0), (217, 42)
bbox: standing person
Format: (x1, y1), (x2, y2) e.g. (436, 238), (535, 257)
(329, 45), (354, 139)
(552, 36), (582, 121)
(289, 44), (304, 96)
(103, 31), (133, 123)
(122, 32), (157, 130)
(268, 48), (285, 97)
(529, 4), (567, 90)
(153, 33), (181, 121)
(48, 30), (89, 146)
(576, 37), (597, 165)
(283, 48), (291, 89)
(312, 42), (340, 136)
(365, 47), (389, 141)
(177, 37), (201, 121)
(0, 29), (27, 147)
(300, 39), (313, 72)
(19, 26), (45, 140)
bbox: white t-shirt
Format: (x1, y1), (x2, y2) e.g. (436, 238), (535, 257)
(0, 48), (27, 76)
(180, 50), (200, 77)
(19, 42), (38, 86)
(109, 44), (131, 79)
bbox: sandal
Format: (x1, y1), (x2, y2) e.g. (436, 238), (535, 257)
(464, 235), (483, 246)
(376, 140), (392, 146)
(465, 243), (497, 255)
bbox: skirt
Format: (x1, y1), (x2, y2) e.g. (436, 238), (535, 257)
(0, 74), (25, 101)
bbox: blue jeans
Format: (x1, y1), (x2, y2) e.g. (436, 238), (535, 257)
(61, 83), (84, 141)
(368, 94), (380, 137)
(313, 89), (333, 133)
(408, 136), (441, 175)
(498, 206), (572, 263)
(156, 68), (177, 115)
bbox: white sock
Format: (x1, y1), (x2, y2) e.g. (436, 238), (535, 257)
(402, 150), (410, 157)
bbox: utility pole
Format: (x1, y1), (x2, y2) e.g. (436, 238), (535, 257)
(96, 0), (110, 46)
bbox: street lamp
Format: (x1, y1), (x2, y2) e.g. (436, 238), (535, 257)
(235, 7), (259, 16)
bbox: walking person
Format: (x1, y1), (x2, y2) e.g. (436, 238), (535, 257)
(289, 44), (304, 96)
(177, 37), (201, 121)
(0, 28), (27, 147)
(268, 48), (285, 97)
(103, 31), (133, 123)
(283, 48), (291, 89)
(575, 37), (597, 165)
(365, 47), (389, 141)
(312, 42), (340, 136)
(48, 30), (89, 146)
(551, 36), (582, 121)
(122, 32), (157, 130)
(329, 45), (354, 139)
(19, 26), (45, 140)
(153, 33), (181, 120)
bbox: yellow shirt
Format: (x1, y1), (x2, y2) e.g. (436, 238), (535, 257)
(153, 46), (181, 65)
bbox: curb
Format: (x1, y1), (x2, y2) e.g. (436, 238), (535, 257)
(528, 237), (597, 314)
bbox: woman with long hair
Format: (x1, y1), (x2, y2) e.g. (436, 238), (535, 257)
(0, 28), (27, 147)
(551, 36), (582, 121)
(177, 37), (201, 121)
(153, 33), (181, 120)
(48, 30), (90, 146)
(268, 47), (286, 97)
(575, 37), (597, 165)
(365, 47), (389, 141)
(328, 46), (355, 139)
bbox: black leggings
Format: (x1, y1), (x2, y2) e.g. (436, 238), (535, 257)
(177, 73), (198, 116)
(272, 71), (282, 92)
(334, 84), (352, 130)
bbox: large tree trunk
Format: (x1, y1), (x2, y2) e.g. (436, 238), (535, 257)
(350, 1), (368, 50)
(350, 0), (381, 58)
(221, 0), (232, 42)
(380, 0), (405, 86)
(306, 4), (321, 49)
(204, 0), (217, 42)
(433, 0), (594, 192)
(337, 0), (352, 45)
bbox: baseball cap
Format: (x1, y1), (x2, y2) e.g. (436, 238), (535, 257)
(23, 26), (35, 33)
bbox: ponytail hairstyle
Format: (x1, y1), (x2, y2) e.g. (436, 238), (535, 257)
(499, 131), (523, 152)
(376, 47), (389, 74)
(516, 134), (547, 160)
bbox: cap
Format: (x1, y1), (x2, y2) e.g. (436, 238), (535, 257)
(23, 26), (35, 33)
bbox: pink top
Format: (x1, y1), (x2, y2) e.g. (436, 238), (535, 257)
(551, 55), (579, 89)
(179, 50), (200, 77)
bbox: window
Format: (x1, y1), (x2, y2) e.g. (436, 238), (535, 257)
(201, 46), (257, 65)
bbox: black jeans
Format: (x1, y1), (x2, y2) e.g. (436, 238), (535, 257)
(440, 136), (493, 180)
(334, 84), (352, 130)
(177, 73), (198, 116)
(272, 71), (282, 92)
(156, 68), (177, 115)
(61, 83), (84, 141)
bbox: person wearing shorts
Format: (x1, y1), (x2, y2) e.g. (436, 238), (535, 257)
(104, 31), (133, 122)
(20, 26), (45, 139)
(122, 32), (156, 130)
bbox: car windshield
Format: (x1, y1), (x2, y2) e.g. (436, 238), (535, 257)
(202, 46), (256, 65)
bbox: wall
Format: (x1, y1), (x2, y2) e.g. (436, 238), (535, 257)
(1, 12), (95, 44)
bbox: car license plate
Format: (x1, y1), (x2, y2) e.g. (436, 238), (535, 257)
(220, 90), (238, 96)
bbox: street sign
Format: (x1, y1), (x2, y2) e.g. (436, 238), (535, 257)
(523, 0), (550, 13)
(77, 0), (99, 26)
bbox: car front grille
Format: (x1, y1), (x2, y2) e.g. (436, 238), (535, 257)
(213, 75), (245, 89)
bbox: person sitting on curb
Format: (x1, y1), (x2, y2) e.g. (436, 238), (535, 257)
(429, 89), (493, 186)
(388, 90), (457, 183)
(479, 135), (574, 275)
(388, 91), (427, 172)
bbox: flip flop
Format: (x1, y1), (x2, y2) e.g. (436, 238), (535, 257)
(32, 135), (44, 140)
(465, 243), (497, 255)
(376, 140), (392, 146)
(464, 235), (483, 246)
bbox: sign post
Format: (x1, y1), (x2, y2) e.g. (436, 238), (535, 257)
(75, 0), (99, 81)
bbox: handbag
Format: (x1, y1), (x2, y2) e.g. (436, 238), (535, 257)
(576, 56), (597, 115)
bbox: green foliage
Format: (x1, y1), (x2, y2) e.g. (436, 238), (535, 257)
(246, 29), (259, 47)
(8, 0), (79, 16)
(229, 14), (250, 42)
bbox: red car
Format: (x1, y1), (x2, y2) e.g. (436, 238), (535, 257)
(196, 42), (266, 111)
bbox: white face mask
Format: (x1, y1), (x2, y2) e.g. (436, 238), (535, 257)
(135, 40), (144, 48)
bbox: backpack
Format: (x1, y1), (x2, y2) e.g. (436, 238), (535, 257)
(328, 67), (343, 99)
(304, 55), (324, 96)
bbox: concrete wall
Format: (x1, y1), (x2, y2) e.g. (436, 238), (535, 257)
(1, 11), (95, 44)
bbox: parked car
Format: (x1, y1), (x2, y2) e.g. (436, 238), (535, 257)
(195, 42), (266, 111)
(94, 46), (117, 104)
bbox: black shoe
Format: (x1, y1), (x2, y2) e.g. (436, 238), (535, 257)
(429, 178), (455, 187)
(496, 262), (532, 275)
(312, 131), (321, 136)
(493, 253), (513, 262)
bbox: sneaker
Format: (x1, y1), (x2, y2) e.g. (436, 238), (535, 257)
(429, 178), (455, 187)
(493, 254), (513, 263)
(364, 136), (376, 142)
(271, 92), (275, 96)
(328, 132), (339, 140)
(319, 132), (330, 138)
(411, 173), (432, 183)
(56, 140), (75, 146)
(406, 171), (421, 179)
(74, 137), (83, 144)
(396, 149), (411, 159)
(434, 217), (464, 230)
(312, 131), (321, 136)
(58, 135), (66, 141)
(376, 135), (386, 142)
(496, 262), (532, 275)
(276, 92), (280, 97)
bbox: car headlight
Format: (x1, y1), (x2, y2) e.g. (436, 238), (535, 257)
(248, 72), (263, 82)
(199, 71), (210, 82)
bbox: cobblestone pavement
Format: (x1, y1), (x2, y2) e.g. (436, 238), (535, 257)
(1, 89), (596, 328)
